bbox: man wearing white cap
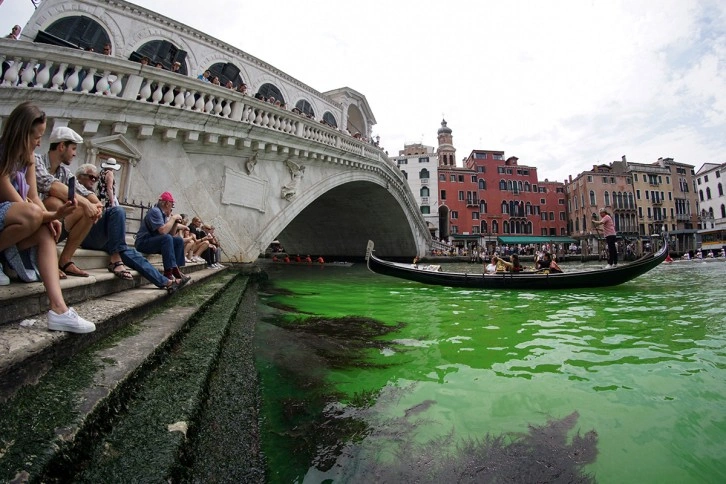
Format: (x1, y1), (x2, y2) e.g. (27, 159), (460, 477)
(35, 126), (103, 277)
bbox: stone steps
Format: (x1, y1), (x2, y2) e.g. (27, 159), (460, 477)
(0, 270), (263, 482)
(0, 258), (205, 327)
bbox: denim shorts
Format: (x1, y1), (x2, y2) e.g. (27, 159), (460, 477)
(0, 201), (11, 231)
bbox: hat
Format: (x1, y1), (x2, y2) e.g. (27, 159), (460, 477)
(49, 127), (83, 144)
(101, 158), (121, 171)
(159, 191), (175, 202)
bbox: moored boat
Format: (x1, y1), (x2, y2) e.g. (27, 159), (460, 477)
(365, 239), (668, 290)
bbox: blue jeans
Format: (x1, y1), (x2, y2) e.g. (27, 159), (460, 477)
(82, 206), (170, 288)
(135, 232), (185, 271)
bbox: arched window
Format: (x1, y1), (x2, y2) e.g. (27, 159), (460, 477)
(503, 221), (510, 234)
(612, 191), (617, 208)
(575, 219), (580, 232)
(401, 170), (407, 179)
(527, 221), (532, 234)
(419, 169), (430, 179)
(709, 207), (714, 218)
(526, 202), (532, 215)
(207, 62), (242, 87)
(499, 180), (507, 190)
(501, 201), (508, 214)
(589, 190), (596, 206)
(617, 192), (624, 209)
(706, 187), (712, 199)
(721, 204), (726, 218)
(509, 201), (517, 215)
(507, 180), (513, 191)
(257, 83), (284, 103)
(628, 192), (634, 208)
(420, 186), (430, 197)
(41, 15), (111, 53)
(131, 39), (187, 72)
(480, 220), (488, 233)
(582, 215), (587, 231)
(492, 220), (499, 234)
(478, 179), (486, 190)
(524, 182), (531, 192)
(322, 112), (337, 127)
(699, 190), (704, 202)
(480, 201), (487, 213)
(517, 181), (523, 192)
(604, 192), (610, 206)
(295, 99), (315, 118)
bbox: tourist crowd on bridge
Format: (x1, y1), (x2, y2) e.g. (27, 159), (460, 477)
(0, 102), (225, 335)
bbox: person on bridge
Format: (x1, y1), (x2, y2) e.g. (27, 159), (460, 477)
(135, 191), (190, 286)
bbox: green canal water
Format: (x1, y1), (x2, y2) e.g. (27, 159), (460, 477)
(255, 260), (726, 483)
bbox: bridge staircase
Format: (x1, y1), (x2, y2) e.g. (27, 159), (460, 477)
(0, 256), (265, 481)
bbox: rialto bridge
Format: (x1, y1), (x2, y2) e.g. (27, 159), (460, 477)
(0, 0), (431, 262)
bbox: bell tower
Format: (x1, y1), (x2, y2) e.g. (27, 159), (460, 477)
(436, 119), (456, 167)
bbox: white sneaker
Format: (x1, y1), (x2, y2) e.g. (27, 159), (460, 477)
(604, 264), (612, 269)
(48, 307), (96, 333)
(0, 266), (9, 286)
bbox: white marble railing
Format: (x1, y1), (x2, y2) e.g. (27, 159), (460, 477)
(0, 40), (388, 162)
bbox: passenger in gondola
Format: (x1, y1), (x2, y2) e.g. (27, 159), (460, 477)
(536, 252), (563, 273)
(412, 256), (419, 268)
(283, 255), (290, 263)
(316, 256), (325, 264)
(510, 254), (524, 272)
(304, 255), (312, 264)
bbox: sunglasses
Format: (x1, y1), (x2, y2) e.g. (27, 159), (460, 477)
(84, 174), (99, 182)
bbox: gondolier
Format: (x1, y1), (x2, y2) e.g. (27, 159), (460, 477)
(592, 208), (617, 268)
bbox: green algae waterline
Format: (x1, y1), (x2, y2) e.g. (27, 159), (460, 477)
(256, 261), (726, 483)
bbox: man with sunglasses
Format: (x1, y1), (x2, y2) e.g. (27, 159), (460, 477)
(76, 164), (182, 293)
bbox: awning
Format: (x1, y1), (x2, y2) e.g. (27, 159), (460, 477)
(450, 234), (482, 240)
(496, 236), (577, 245)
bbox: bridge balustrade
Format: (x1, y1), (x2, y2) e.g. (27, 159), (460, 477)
(0, 40), (394, 167)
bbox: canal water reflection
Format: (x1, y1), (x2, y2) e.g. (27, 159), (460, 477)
(256, 260), (726, 483)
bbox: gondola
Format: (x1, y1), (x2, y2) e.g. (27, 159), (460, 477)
(365, 238), (668, 290)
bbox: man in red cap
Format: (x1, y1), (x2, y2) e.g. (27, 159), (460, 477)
(134, 192), (190, 285)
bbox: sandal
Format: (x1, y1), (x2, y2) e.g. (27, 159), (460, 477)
(107, 261), (133, 280)
(59, 269), (68, 280)
(60, 261), (89, 277)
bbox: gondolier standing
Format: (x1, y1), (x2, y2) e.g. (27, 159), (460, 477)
(593, 208), (617, 268)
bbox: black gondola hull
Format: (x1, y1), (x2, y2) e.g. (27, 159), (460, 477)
(365, 239), (667, 290)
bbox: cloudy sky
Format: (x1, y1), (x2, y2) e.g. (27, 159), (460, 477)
(3, 0), (724, 181)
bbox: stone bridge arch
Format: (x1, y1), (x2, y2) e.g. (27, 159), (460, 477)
(256, 171), (423, 259)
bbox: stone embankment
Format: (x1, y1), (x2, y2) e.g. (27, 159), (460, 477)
(0, 261), (265, 482)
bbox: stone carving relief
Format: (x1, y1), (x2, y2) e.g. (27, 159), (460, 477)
(245, 151), (258, 175)
(281, 159), (305, 201)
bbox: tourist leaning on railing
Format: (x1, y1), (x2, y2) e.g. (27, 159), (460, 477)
(0, 102), (95, 333)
